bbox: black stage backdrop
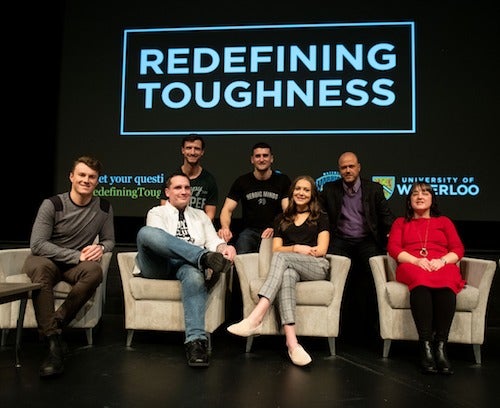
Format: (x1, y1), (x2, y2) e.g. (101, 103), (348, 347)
(2, 1), (499, 251)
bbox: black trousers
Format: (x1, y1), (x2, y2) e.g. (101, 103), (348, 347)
(329, 235), (383, 340)
(410, 286), (456, 342)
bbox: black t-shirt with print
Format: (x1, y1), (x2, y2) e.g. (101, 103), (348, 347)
(226, 171), (291, 230)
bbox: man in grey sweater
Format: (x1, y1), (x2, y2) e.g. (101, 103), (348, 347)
(22, 155), (115, 377)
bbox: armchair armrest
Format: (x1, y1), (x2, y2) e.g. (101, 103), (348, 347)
(460, 257), (496, 290)
(0, 248), (31, 281)
(326, 254), (350, 315)
(234, 253), (260, 314)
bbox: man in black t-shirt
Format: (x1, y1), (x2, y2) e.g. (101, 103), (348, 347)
(160, 134), (218, 221)
(218, 142), (291, 254)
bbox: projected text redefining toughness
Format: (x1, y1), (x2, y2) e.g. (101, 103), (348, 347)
(121, 22), (415, 135)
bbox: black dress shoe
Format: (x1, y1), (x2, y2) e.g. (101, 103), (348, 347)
(201, 252), (231, 292)
(435, 341), (454, 375)
(185, 339), (209, 367)
(55, 317), (64, 329)
(419, 340), (437, 374)
(204, 268), (221, 292)
(201, 252), (231, 275)
(40, 334), (65, 377)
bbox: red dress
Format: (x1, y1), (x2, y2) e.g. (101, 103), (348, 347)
(387, 216), (465, 294)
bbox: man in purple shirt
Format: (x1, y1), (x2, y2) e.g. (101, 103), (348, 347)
(320, 151), (395, 343)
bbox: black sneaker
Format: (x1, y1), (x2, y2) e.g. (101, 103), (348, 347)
(185, 339), (209, 367)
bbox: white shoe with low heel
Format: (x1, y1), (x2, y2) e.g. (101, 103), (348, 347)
(288, 345), (312, 366)
(227, 318), (262, 337)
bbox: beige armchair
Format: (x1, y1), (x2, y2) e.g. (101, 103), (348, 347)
(369, 254), (496, 364)
(0, 248), (112, 346)
(117, 251), (229, 350)
(233, 238), (351, 356)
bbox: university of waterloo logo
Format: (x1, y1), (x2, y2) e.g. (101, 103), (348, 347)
(372, 176), (395, 200)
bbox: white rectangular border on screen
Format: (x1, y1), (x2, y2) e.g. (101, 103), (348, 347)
(120, 21), (416, 136)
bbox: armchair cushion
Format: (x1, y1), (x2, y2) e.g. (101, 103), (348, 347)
(384, 281), (479, 310)
(5, 274), (86, 301)
(129, 277), (182, 301)
(249, 278), (334, 306)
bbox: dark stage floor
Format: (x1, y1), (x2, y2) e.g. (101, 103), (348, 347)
(1, 314), (499, 408)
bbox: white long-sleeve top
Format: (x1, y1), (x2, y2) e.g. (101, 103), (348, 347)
(146, 201), (225, 252)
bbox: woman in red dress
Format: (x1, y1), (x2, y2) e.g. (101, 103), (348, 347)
(387, 182), (465, 375)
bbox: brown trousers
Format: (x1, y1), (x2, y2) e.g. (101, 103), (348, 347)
(22, 255), (103, 337)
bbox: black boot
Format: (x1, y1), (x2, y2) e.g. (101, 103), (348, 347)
(39, 334), (65, 377)
(419, 340), (437, 374)
(435, 341), (454, 375)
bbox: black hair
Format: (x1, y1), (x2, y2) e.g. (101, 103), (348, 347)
(404, 182), (441, 221)
(165, 171), (190, 188)
(251, 142), (272, 154)
(181, 134), (205, 149)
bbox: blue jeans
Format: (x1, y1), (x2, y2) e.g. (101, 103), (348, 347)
(136, 226), (209, 343)
(236, 227), (262, 254)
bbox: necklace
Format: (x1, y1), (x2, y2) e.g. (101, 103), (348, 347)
(416, 218), (430, 257)
(296, 209), (310, 214)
